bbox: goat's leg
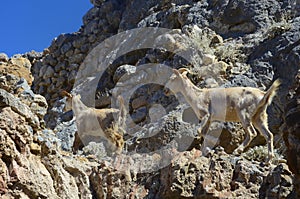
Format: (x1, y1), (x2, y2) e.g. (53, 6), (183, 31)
(201, 130), (218, 156)
(233, 110), (257, 155)
(233, 124), (257, 154)
(197, 114), (213, 156)
(253, 119), (274, 163)
(197, 114), (211, 138)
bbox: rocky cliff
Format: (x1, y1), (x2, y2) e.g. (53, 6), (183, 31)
(1, 0), (300, 198)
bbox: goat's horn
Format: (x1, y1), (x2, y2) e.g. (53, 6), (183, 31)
(178, 68), (190, 76)
(61, 90), (72, 98)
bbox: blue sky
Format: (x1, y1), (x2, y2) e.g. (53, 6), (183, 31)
(0, 1), (93, 57)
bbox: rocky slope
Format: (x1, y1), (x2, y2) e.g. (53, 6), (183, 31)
(1, 0), (300, 198)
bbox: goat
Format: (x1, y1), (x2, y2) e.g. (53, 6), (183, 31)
(61, 91), (126, 154)
(164, 68), (280, 162)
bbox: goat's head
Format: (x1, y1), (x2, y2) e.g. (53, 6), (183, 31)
(164, 68), (190, 96)
(61, 90), (75, 112)
(61, 90), (72, 112)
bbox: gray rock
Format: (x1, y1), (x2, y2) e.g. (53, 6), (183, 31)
(38, 65), (48, 78)
(23, 50), (43, 62)
(260, 164), (294, 198)
(90, 0), (105, 7)
(0, 53), (9, 62)
(215, 0), (294, 37)
(82, 142), (107, 159)
(60, 42), (73, 54)
(30, 94), (48, 119)
(72, 36), (88, 49)
(83, 7), (100, 26)
(39, 134), (60, 154)
(16, 77), (32, 93)
(131, 106), (147, 124)
(84, 21), (99, 35)
(283, 70), (300, 197)
(51, 33), (75, 49)
(0, 88), (40, 129)
(223, 75), (258, 87)
(43, 66), (55, 78)
(43, 54), (57, 66)
(55, 119), (77, 151)
(113, 64), (137, 83)
(0, 74), (20, 92)
(68, 53), (84, 64)
(248, 17), (300, 86)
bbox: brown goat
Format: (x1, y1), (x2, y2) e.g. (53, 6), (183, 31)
(164, 68), (280, 162)
(61, 91), (126, 154)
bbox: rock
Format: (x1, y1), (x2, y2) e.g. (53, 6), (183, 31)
(0, 53), (9, 62)
(283, 70), (300, 197)
(82, 142), (107, 159)
(131, 106), (147, 124)
(90, 0), (105, 7)
(131, 96), (147, 109)
(43, 66), (55, 78)
(259, 164), (294, 198)
(210, 34), (224, 46)
(154, 32), (184, 52)
(95, 91), (112, 108)
(60, 42), (73, 54)
(0, 74), (20, 93)
(2, 0), (298, 198)
(113, 64), (137, 83)
(30, 94), (48, 119)
(30, 143), (41, 155)
(202, 53), (216, 65)
(0, 58), (33, 86)
(83, 7), (100, 26)
(220, 0), (291, 36)
(55, 119), (77, 151)
(154, 149), (276, 198)
(10, 57), (32, 69)
(0, 89), (40, 129)
(194, 60), (228, 84)
(23, 50), (43, 63)
(68, 53), (84, 64)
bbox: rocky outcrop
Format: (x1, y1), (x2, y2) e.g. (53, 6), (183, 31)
(0, 55), (33, 86)
(0, 53), (297, 198)
(31, 0), (298, 135)
(283, 70), (300, 198)
(0, 58), (97, 198)
(1, 0), (300, 198)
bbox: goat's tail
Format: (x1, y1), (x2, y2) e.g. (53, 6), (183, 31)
(117, 96), (127, 133)
(252, 79), (281, 120)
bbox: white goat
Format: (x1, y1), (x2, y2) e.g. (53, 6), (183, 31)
(164, 68), (280, 162)
(61, 91), (126, 154)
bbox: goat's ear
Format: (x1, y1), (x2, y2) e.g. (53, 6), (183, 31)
(61, 90), (72, 98)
